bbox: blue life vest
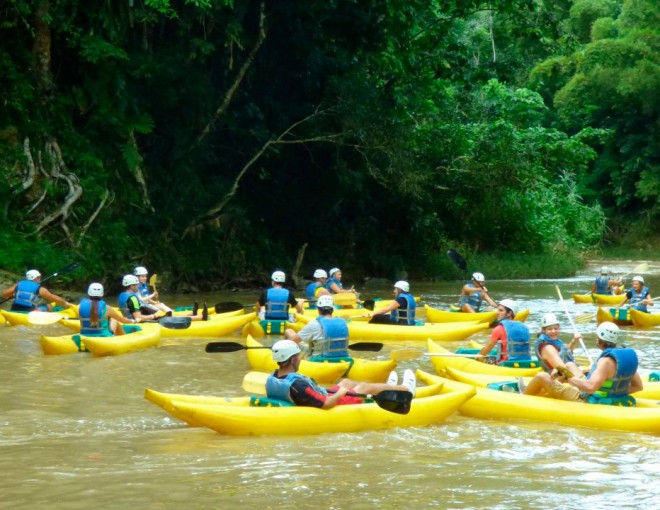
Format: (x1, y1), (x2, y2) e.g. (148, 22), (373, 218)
(594, 276), (610, 295)
(305, 282), (323, 305)
(314, 316), (350, 358)
(118, 291), (138, 318)
(265, 287), (290, 320)
(534, 334), (575, 373)
(587, 348), (638, 404)
(13, 280), (41, 309)
(79, 297), (111, 335)
(266, 372), (326, 404)
(325, 277), (343, 293)
(459, 283), (483, 311)
(500, 320), (531, 361)
(628, 286), (649, 312)
(391, 293), (416, 325)
(138, 283), (150, 299)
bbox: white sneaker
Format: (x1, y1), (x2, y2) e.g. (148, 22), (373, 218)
(386, 371), (398, 386)
(402, 369), (416, 397)
(517, 377), (527, 394)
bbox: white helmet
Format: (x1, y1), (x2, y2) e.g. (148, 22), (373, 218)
(134, 266), (148, 276)
(316, 295), (334, 308)
(472, 272), (485, 282)
(541, 313), (559, 328)
(596, 321), (620, 344)
(394, 280), (410, 293)
(499, 299), (518, 316)
(313, 269), (328, 279)
(87, 283), (104, 297)
(25, 269), (41, 281)
(600, 266), (609, 275)
(632, 275), (644, 284)
(329, 267), (340, 277)
(122, 274), (139, 287)
(271, 271), (286, 283)
(271, 340), (301, 363)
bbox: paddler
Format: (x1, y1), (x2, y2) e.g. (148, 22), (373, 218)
(257, 271), (304, 320)
(266, 340), (416, 408)
(475, 299), (530, 364)
(591, 266), (622, 295)
(1, 269), (73, 312)
(369, 280), (416, 325)
(133, 266), (173, 314)
(616, 275), (653, 312)
(79, 282), (137, 335)
(458, 272), (498, 313)
(284, 294), (349, 359)
(305, 269), (330, 308)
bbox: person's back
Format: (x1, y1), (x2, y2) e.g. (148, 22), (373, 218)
(11, 278), (41, 311)
(499, 319), (530, 361)
(315, 315), (349, 359)
(79, 293), (110, 336)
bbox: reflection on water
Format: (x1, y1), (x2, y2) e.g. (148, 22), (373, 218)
(1, 273), (659, 509)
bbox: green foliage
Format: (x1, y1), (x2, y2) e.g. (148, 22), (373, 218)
(568, 0), (621, 43)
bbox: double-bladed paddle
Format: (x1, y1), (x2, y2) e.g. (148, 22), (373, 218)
(0, 262), (80, 307)
(555, 285), (594, 365)
(205, 341), (384, 353)
(241, 371), (412, 414)
(215, 298), (376, 315)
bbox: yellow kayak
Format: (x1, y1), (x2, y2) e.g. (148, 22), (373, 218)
(427, 339), (542, 377)
(417, 371), (660, 434)
(630, 308), (660, 327)
(148, 382), (474, 436)
(297, 315), (489, 342)
(424, 305), (497, 324)
(573, 293), (624, 305)
(1, 306), (78, 326)
(596, 306), (633, 326)
(41, 323), (161, 356)
(244, 335), (396, 384)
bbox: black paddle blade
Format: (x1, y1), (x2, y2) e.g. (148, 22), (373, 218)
(374, 390), (413, 415)
(447, 249), (468, 272)
(205, 341), (247, 353)
(215, 302), (246, 313)
(159, 316), (192, 329)
(362, 299), (375, 311)
(347, 342), (383, 352)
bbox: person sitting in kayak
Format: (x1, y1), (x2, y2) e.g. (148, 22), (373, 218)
(458, 272), (498, 313)
(305, 269), (330, 308)
(325, 267), (358, 296)
(591, 266), (622, 296)
(80, 282), (137, 335)
(257, 271), (304, 320)
(284, 294), (349, 359)
(524, 322), (642, 405)
(476, 299), (530, 364)
(266, 340), (416, 409)
(369, 280), (416, 325)
(563, 322), (643, 405)
(617, 275), (653, 313)
(133, 266), (173, 314)
(1, 269), (73, 312)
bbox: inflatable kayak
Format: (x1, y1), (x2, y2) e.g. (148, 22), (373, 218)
(630, 308), (660, 327)
(145, 381), (475, 436)
(424, 305), (497, 324)
(596, 306), (633, 326)
(1, 306), (78, 326)
(40, 323), (161, 356)
(573, 293), (624, 305)
(244, 335), (396, 383)
(417, 371), (660, 434)
(427, 339), (542, 377)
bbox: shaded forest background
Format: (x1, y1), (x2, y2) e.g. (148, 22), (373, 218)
(0, 0), (658, 290)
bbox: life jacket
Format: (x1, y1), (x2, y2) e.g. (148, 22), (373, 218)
(459, 283), (483, 311)
(137, 283), (150, 299)
(305, 282), (323, 306)
(586, 348), (638, 405)
(118, 291), (138, 318)
(499, 320), (531, 361)
(325, 276), (343, 293)
(628, 286), (649, 312)
(313, 316), (350, 358)
(534, 334), (575, 373)
(79, 297), (110, 335)
(265, 287), (290, 320)
(391, 293), (416, 325)
(266, 372), (326, 404)
(13, 280), (41, 309)
(594, 276), (610, 295)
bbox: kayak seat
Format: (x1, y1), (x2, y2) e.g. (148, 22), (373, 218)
(649, 371), (660, 382)
(71, 335), (89, 352)
(259, 320), (288, 335)
(123, 325), (142, 334)
(249, 396), (294, 407)
(487, 381), (522, 393)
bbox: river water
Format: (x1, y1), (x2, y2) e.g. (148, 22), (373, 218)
(1, 260), (659, 510)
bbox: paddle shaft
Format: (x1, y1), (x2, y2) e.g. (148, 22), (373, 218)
(555, 286), (594, 365)
(0, 262), (79, 306)
(205, 341), (383, 353)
